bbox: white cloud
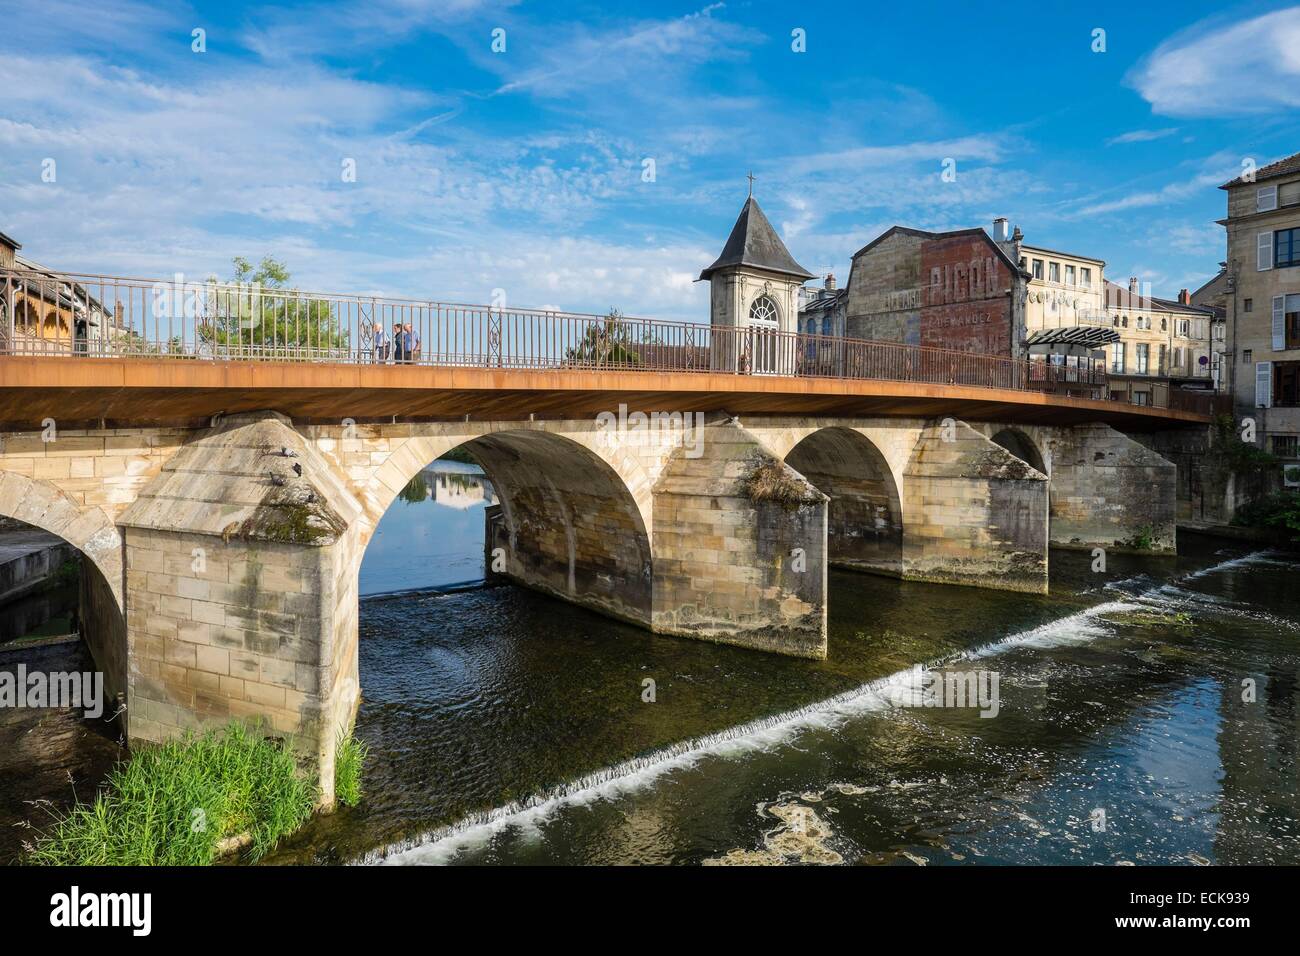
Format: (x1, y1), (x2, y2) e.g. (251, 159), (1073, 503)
(1130, 7), (1300, 117)
(1105, 128), (1179, 146)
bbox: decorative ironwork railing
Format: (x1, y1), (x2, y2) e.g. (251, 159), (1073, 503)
(0, 268), (1218, 415)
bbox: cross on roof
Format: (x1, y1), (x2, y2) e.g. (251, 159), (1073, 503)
(747, 171), (755, 198)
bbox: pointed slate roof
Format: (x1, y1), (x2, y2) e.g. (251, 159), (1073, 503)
(698, 197), (815, 281)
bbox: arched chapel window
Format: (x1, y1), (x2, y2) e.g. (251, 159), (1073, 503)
(749, 295), (779, 325)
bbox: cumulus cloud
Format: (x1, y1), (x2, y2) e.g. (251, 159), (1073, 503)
(1130, 7), (1300, 117)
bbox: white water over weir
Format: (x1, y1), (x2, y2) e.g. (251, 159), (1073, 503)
(361, 551), (1276, 866)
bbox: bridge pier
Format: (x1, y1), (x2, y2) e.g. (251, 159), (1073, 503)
(117, 412), (361, 806)
(651, 421), (828, 659)
(1046, 423), (1177, 553)
(900, 420), (1050, 593)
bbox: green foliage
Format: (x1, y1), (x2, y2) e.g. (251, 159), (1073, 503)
(26, 722), (313, 865)
(199, 256), (349, 352)
(1232, 491), (1300, 541)
(398, 472), (429, 504)
(334, 728), (369, 808)
(437, 446), (479, 465)
(1122, 525), (1157, 551)
(564, 309), (643, 367)
(1208, 414), (1277, 478)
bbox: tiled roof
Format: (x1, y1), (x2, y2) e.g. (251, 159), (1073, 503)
(1220, 151), (1300, 188)
(699, 197), (815, 281)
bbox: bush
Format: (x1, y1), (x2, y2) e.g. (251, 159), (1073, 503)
(1232, 491), (1300, 541)
(334, 728), (369, 808)
(26, 722), (313, 865)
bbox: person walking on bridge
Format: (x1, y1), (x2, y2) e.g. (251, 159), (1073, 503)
(391, 321), (406, 363)
(401, 322), (421, 364)
(371, 322), (388, 364)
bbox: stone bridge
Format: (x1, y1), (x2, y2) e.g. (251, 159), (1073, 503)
(0, 352), (1205, 801)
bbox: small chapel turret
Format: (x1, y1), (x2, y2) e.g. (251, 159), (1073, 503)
(699, 190), (814, 339)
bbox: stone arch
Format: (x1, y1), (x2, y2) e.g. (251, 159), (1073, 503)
(0, 470), (127, 706)
(359, 426), (654, 626)
(785, 426), (903, 575)
(0, 471), (123, 610)
(990, 427), (1048, 476)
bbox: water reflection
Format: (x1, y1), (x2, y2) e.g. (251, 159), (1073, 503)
(360, 462), (496, 596)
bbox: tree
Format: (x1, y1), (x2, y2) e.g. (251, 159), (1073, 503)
(199, 256), (350, 355)
(564, 308), (643, 367)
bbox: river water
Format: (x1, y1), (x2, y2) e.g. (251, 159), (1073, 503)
(263, 463), (1300, 866)
(2, 462), (1297, 866)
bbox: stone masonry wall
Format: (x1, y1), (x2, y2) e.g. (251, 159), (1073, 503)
(901, 420), (1049, 593)
(1048, 422), (1177, 552)
(651, 422), (828, 659)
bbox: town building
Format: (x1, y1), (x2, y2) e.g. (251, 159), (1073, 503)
(0, 230), (124, 355)
(840, 223), (1027, 356)
(1190, 267), (1231, 392)
(1216, 151), (1300, 477)
(1102, 279), (1218, 406)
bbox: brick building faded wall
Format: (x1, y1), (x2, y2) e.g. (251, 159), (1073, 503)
(920, 234), (1015, 355)
(845, 227), (1018, 357)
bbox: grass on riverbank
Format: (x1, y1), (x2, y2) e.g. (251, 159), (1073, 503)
(26, 722), (313, 865)
(334, 728), (369, 808)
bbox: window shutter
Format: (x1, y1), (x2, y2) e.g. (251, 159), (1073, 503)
(1281, 181), (1300, 207)
(1274, 295), (1286, 351)
(1259, 232), (1274, 270)
(1256, 361), (1273, 407)
(1258, 185), (1278, 211)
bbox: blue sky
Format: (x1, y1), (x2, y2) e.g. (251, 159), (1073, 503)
(2, 0), (1299, 321)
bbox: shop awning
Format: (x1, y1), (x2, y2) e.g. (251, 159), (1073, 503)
(1024, 326), (1120, 350)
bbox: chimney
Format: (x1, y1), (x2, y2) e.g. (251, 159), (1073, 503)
(825, 273), (836, 291)
(1179, 288), (1191, 305)
(1128, 276), (1139, 294)
(114, 301), (124, 327)
(992, 217), (1009, 242)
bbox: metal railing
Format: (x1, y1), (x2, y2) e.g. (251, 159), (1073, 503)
(0, 268), (1218, 415)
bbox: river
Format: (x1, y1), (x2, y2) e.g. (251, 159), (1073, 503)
(270, 462), (1300, 865)
(2, 461), (1297, 866)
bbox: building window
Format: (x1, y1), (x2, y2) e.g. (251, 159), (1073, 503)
(1244, 349), (1253, 364)
(1133, 391), (1151, 406)
(749, 295), (779, 325)
(1276, 361), (1300, 406)
(1111, 342), (1125, 373)
(1122, 315), (1128, 327)
(1245, 298), (1253, 312)
(1272, 435), (1300, 458)
(1173, 346), (1183, 369)
(1080, 267), (1091, 289)
(1282, 181), (1300, 208)
(1277, 228), (1300, 268)
(1065, 264), (1075, 286)
(1032, 259), (1044, 280)
(1177, 319), (1190, 336)
(1048, 262), (1060, 283)
(1285, 293), (1300, 350)
(1136, 343), (1149, 374)
(1160, 317), (1167, 330)
(1158, 344), (1167, 373)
